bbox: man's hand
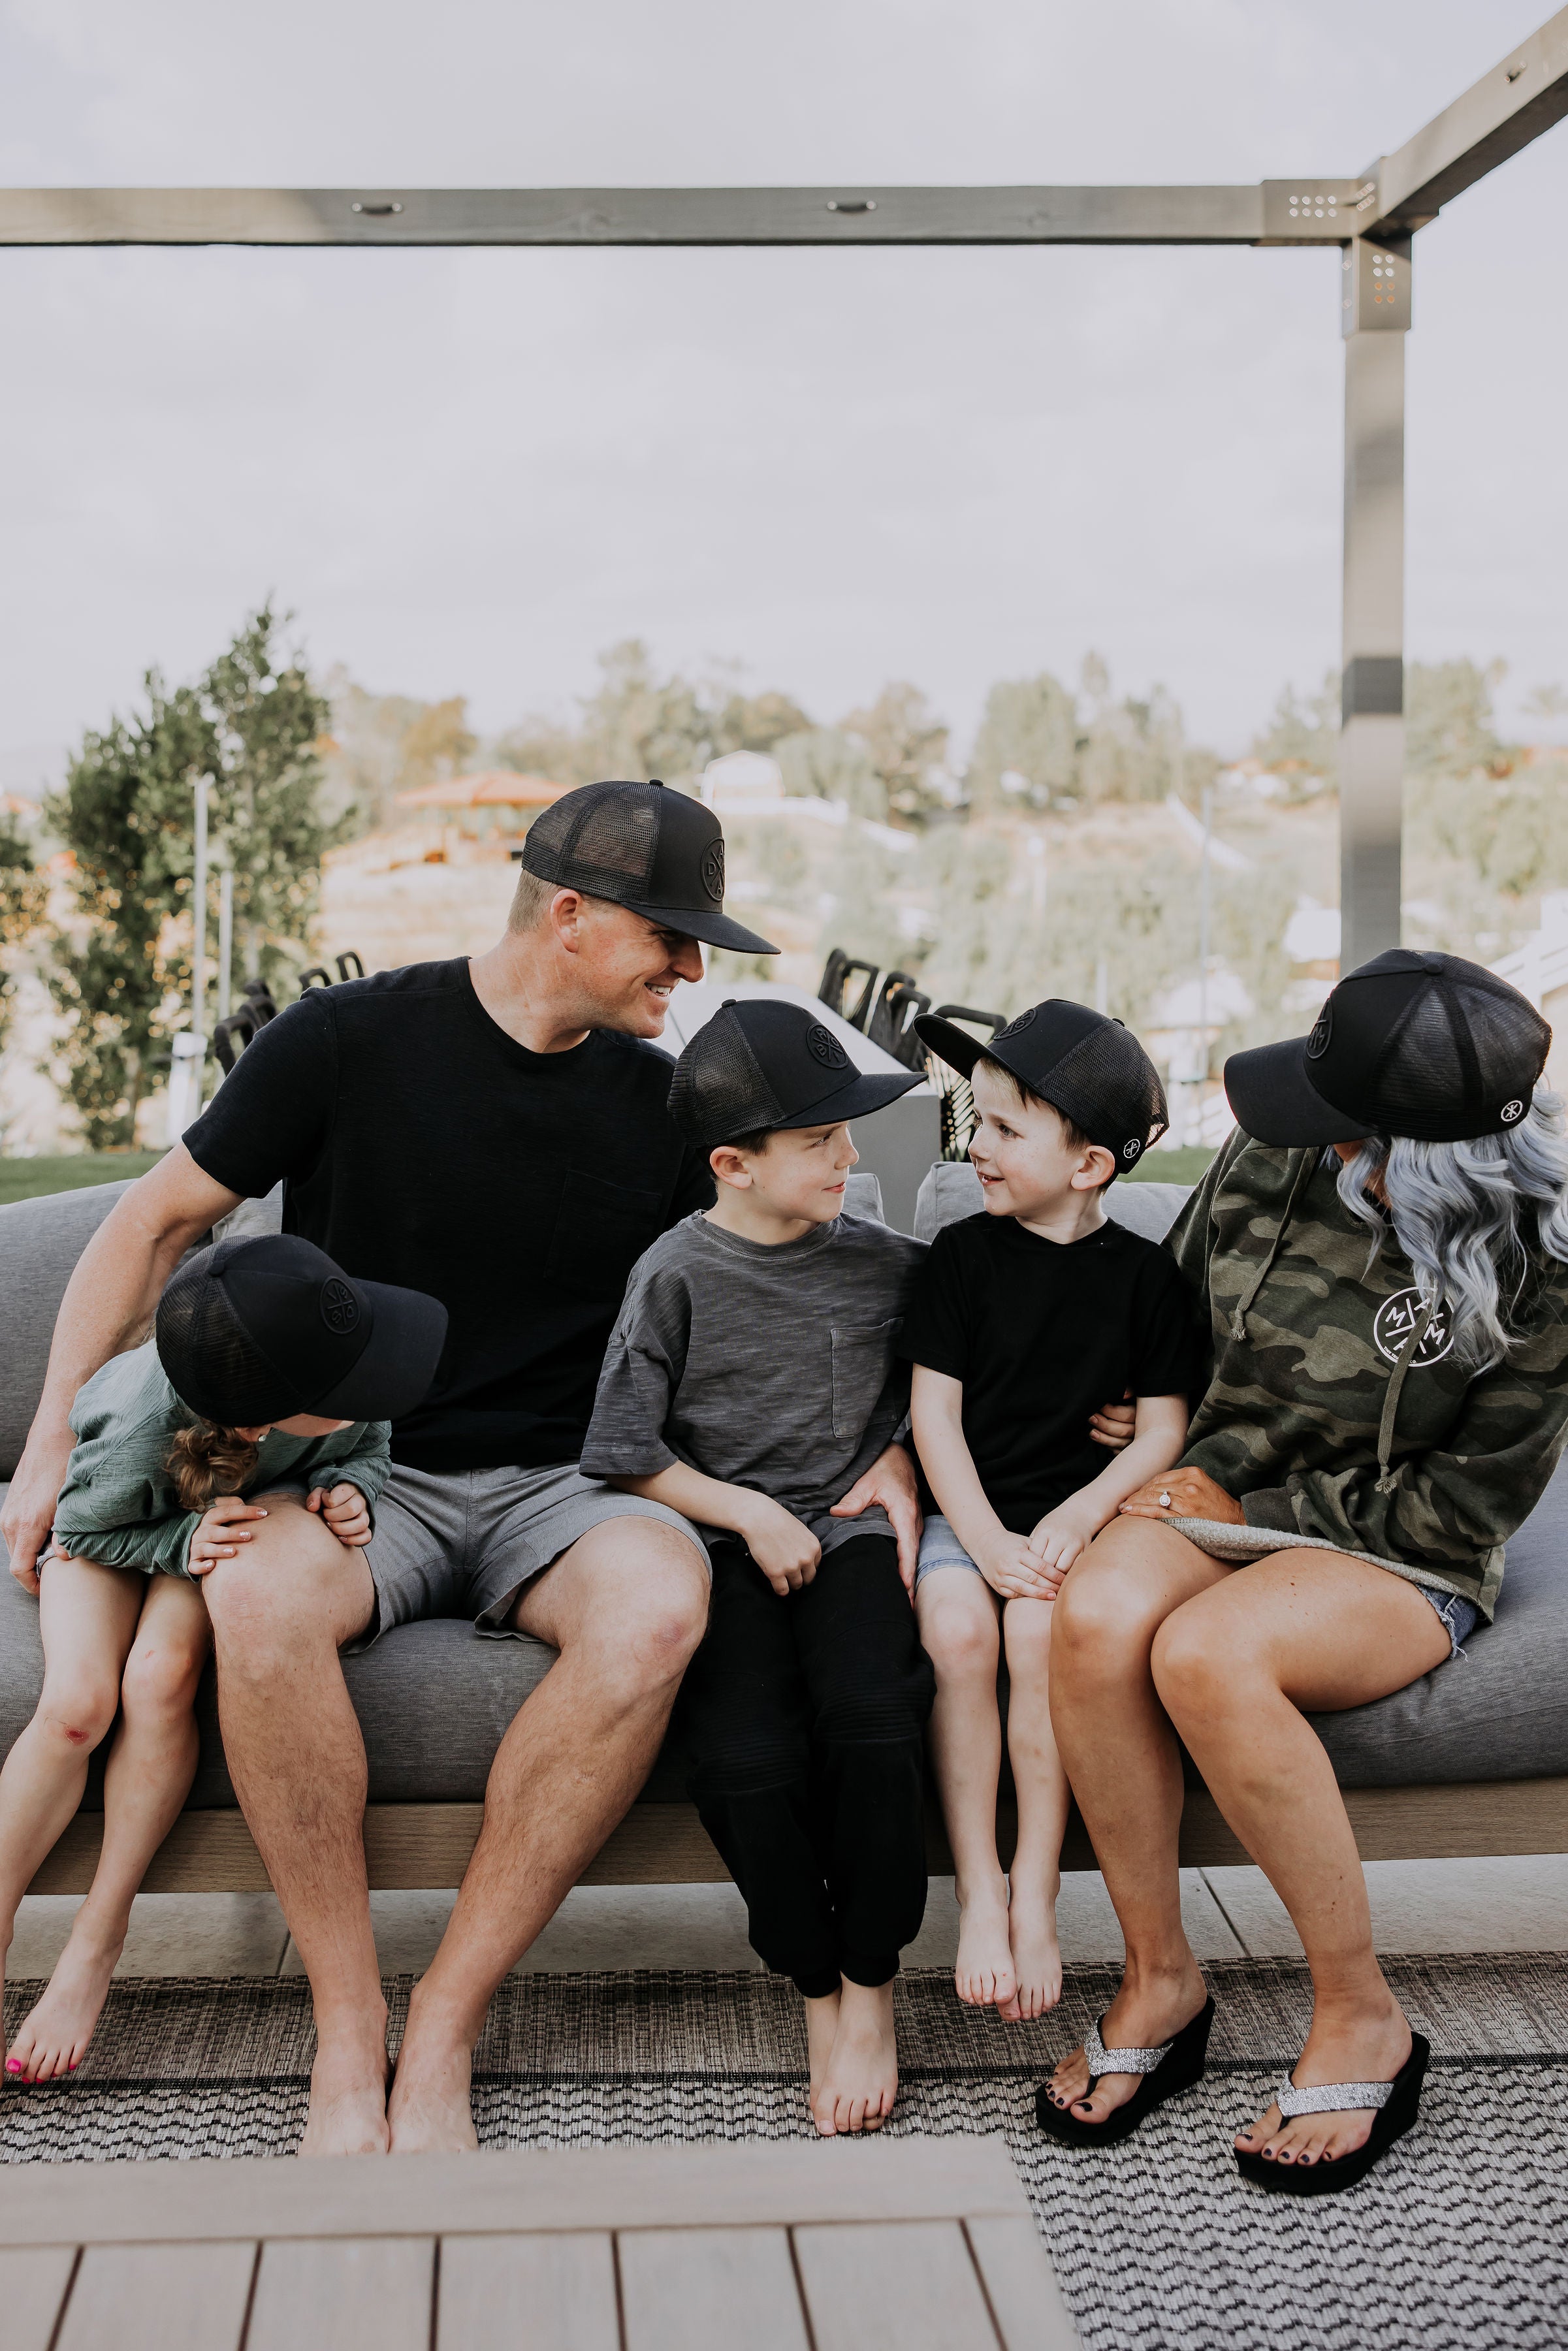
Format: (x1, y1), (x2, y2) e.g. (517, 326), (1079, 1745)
(976, 1532), (1060, 1603)
(1119, 1465), (1243, 1524)
(189, 1495), (270, 1575)
(3, 1426), (76, 1595)
(738, 1496), (821, 1595)
(831, 1441), (923, 1595)
(1088, 1392), (1137, 1451)
(308, 1483), (372, 1548)
(1027, 1501), (1098, 1580)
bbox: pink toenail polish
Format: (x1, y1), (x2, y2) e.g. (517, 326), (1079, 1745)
(5, 2061), (19, 2073)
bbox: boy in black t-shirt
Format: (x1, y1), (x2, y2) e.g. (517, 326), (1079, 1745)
(903, 1002), (1204, 2023)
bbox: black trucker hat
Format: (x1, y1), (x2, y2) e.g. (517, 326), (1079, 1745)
(520, 778), (778, 955)
(156, 1234), (449, 1428)
(669, 997), (923, 1153)
(916, 999), (1169, 1176)
(1224, 948), (1551, 1148)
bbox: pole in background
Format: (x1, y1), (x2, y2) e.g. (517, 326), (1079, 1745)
(1197, 778), (1212, 1140)
(1339, 234), (1411, 973)
(217, 867), (233, 1024)
(1095, 955), (1109, 1017)
(191, 775), (210, 1046)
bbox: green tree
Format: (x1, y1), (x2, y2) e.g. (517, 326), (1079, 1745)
(842, 683), (950, 825)
(1250, 671), (1340, 791)
(773, 726), (885, 818)
(45, 607), (333, 1147)
(0, 810), (47, 1058)
(965, 672), (1078, 814)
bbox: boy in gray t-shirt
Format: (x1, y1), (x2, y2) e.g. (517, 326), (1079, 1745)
(581, 999), (934, 2139)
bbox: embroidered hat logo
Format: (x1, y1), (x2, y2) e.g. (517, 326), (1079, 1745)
(805, 1023), (850, 1070)
(1306, 1008), (1332, 1060)
(320, 1278), (360, 1335)
(700, 840), (726, 903)
(1500, 1098), (1525, 1124)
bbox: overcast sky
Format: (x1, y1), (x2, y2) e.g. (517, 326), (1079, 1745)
(2, 0), (1563, 780)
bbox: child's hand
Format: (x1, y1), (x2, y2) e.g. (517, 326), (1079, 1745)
(308, 1483), (372, 1546)
(975, 1532), (1059, 1601)
(739, 1497), (822, 1595)
(1026, 1504), (1098, 1581)
(189, 1495), (268, 1575)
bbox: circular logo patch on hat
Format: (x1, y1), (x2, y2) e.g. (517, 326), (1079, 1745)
(700, 840), (725, 903)
(1500, 1097), (1526, 1125)
(1123, 1138), (1142, 1160)
(805, 1023), (850, 1070)
(1306, 1007), (1332, 1061)
(997, 1008), (1037, 1040)
(320, 1277), (360, 1335)
(1371, 1287), (1454, 1369)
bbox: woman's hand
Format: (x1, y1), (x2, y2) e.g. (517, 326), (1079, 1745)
(739, 1496), (822, 1595)
(310, 1482), (372, 1547)
(1119, 1466), (1244, 1525)
(189, 1495), (270, 1574)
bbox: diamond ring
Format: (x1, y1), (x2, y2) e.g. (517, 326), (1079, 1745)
(1159, 1491), (1172, 1509)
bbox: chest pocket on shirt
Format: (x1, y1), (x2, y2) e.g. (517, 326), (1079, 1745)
(830, 1318), (903, 1443)
(545, 1171), (665, 1307)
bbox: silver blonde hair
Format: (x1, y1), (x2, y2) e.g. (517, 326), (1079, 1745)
(1336, 1088), (1568, 1371)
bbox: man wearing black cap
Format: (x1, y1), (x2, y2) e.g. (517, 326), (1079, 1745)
(1, 781), (923, 2158)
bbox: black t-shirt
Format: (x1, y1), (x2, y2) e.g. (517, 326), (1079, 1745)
(899, 1211), (1208, 1533)
(184, 960), (714, 1473)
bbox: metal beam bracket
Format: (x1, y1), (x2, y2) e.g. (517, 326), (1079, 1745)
(1258, 180), (1371, 244)
(1341, 235), (1412, 335)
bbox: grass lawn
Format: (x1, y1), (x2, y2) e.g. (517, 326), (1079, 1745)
(1127, 1145), (1215, 1187)
(0, 1151), (165, 1207)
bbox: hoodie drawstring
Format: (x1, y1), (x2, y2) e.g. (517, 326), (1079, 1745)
(1230, 1153), (1320, 1342)
(1375, 1297), (1435, 1495)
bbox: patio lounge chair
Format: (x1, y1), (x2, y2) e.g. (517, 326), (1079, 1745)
(1, 1171), (1564, 1897)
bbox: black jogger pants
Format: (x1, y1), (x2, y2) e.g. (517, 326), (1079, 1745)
(677, 1531), (935, 1999)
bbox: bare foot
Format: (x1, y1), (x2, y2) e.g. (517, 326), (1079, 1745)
(7, 1914), (125, 2084)
(298, 2023), (392, 2157)
(812, 1979), (898, 2137)
(1235, 1995), (1412, 2174)
(997, 1876), (1062, 2023)
(1043, 1959), (1208, 2129)
(954, 1876), (1016, 2009)
(804, 1990), (841, 2111)
(388, 2013), (480, 2154)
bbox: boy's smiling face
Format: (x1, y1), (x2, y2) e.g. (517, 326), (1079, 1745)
(968, 1063), (1114, 1225)
(707, 1120), (858, 1242)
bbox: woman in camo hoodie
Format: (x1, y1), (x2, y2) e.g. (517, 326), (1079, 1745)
(1036, 951), (1568, 2196)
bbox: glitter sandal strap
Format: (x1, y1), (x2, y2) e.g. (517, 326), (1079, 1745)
(1083, 2018), (1174, 2078)
(1275, 2073), (1395, 2119)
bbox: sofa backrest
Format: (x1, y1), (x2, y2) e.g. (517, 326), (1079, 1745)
(0, 1181), (140, 1479)
(914, 1160), (1194, 1245)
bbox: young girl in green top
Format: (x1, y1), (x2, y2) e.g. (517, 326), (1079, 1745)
(0, 1233), (446, 2084)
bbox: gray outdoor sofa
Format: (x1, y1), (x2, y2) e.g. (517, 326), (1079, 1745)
(1, 1166), (1565, 1902)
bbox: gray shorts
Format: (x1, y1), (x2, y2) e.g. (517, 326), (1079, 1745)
(352, 1462), (707, 1652)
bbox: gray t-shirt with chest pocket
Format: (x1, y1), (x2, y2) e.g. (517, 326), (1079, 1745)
(580, 1211), (928, 1554)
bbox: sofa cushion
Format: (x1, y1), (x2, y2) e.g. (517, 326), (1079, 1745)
(0, 1182), (144, 1481)
(914, 1160), (1191, 1246)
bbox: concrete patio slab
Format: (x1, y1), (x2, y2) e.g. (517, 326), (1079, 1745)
(1201, 1854), (1568, 1957)
(8, 1892), (290, 1981)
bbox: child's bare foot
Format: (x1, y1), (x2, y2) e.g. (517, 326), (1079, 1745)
(812, 1979), (898, 2136)
(6, 1913), (126, 2083)
(804, 1989), (841, 2111)
(998, 1876), (1062, 2021)
(954, 1876), (1016, 2008)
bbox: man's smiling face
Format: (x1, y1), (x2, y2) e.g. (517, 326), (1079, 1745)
(575, 898), (704, 1036)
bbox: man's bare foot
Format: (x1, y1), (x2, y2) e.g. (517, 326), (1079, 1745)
(388, 2009), (480, 2154)
(298, 2023), (392, 2157)
(1235, 1995), (1412, 2173)
(1044, 1957), (1207, 2128)
(804, 1990), (841, 2110)
(954, 1875), (1016, 2009)
(6, 1914), (125, 2084)
(997, 1876), (1062, 2023)
(812, 1979), (898, 2137)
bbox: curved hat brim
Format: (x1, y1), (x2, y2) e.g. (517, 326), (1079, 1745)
(632, 899), (780, 954)
(773, 1067), (924, 1131)
(912, 1014), (990, 1080)
(312, 1284), (449, 1424)
(1223, 1036), (1373, 1148)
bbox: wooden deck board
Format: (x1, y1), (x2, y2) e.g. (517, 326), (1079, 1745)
(965, 2216), (1083, 2351)
(438, 2231), (622, 2351)
(794, 2218), (1002, 2351)
(618, 2226), (810, 2351)
(247, 2236), (434, 2351)
(56, 2240), (256, 2351)
(0, 2245), (78, 2351)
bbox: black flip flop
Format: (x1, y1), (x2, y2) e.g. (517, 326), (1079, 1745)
(1234, 2032), (1429, 2196)
(1035, 1996), (1215, 2147)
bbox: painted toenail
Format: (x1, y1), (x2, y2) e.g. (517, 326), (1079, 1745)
(5, 2062), (18, 2073)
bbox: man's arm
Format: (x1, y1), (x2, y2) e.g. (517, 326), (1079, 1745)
(0, 1144), (242, 1590)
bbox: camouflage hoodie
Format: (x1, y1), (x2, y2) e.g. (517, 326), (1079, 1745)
(1167, 1129), (1568, 1618)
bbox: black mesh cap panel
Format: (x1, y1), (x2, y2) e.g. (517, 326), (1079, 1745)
(521, 784), (659, 900)
(1373, 970), (1548, 1138)
(1045, 1020), (1170, 1168)
(155, 1250), (295, 1426)
(668, 1012), (786, 1149)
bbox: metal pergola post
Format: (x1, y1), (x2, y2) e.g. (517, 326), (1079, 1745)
(5, 10), (1565, 971)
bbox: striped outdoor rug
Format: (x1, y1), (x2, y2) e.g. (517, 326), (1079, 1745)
(3, 1955), (1564, 2351)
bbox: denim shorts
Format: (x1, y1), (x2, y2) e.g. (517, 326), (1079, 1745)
(1420, 1585), (1479, 1657)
